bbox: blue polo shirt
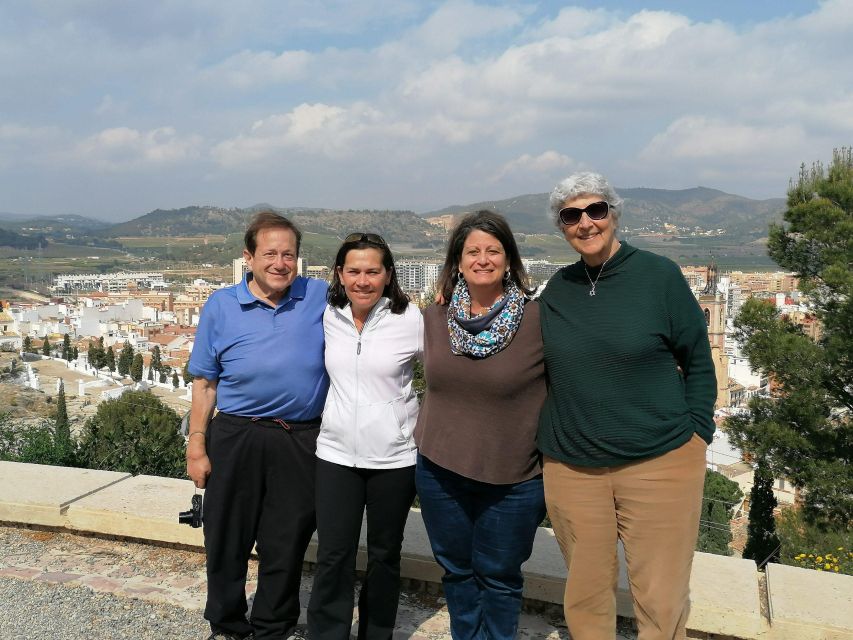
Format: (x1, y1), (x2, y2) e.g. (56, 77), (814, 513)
(188, 274), (329, 420)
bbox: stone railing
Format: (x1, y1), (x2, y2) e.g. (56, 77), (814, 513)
(1, 461), (850, 639)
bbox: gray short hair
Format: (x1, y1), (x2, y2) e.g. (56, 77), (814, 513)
(548, 172), (623, 229)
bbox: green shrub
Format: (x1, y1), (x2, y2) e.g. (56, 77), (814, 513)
(77, 390), (185, 478)
(697, 469), (743, 555)
(777, 507), (852, 576)
(0, 413), (78, 467)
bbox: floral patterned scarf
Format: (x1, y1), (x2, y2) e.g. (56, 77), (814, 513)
(448, 277), (525, 358)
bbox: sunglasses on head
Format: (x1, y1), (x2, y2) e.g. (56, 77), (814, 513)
(344, 232), (387, 246)
(558, 201), (610, 226)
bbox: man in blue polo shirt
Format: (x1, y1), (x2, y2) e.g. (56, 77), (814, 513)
(187, 211), (329, 640)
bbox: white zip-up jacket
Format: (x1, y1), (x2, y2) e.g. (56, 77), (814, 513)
(316, 298), (424, 468)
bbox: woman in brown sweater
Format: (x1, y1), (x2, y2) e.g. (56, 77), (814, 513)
(413, 210), (547, 640)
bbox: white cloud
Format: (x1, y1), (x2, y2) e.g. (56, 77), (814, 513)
(525, 7), (613, 39)
(3, 0), (853, 215)
(639, 117), (808, 161)
(408, 0), (525, 54)
(202, 49), (312, 90)
(491, 151), (576, 182)
(212, 103), (393, 166)
(75, 126), (203, 170)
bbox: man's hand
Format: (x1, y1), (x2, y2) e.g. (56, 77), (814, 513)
(186, 376), (218, 489)
(187, 446), (212, 488)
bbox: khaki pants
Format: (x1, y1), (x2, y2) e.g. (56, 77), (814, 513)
(543, 434), (707, 640)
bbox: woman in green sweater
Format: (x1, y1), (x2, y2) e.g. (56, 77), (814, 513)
(537, 172), (716, 640)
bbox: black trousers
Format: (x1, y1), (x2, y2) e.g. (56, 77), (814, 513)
(203, 412), (319, 639)
(307, 459), (417, 640)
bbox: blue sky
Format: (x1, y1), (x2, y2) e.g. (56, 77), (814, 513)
(1, 0), (850, 221)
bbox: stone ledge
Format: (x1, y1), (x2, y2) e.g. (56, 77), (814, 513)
(4, 462), (853, 639)
(766, 563), (853, 640)
(65, 474), (205, 547)
(688, 552), (764, 639)
(0, 461), (130, 527)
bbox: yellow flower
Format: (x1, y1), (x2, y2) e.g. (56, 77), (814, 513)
(817, 556), (823, 563)
(834, 567), (840, 572)
(809, 554), (814, 558)
(817, 567), (823, 571)
(825, 563), (832, 570)
(838, 547), (844, 551)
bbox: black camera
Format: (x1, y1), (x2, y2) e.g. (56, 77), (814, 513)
(178, 494), (203, 528)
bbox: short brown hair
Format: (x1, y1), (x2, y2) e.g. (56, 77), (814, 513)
(244, 211), (302, 255)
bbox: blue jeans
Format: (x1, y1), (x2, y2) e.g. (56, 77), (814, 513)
(416, 454), (545, 640)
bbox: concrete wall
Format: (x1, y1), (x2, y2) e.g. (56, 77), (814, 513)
(1, 461), (851, 639)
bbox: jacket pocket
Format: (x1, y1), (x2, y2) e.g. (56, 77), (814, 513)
(358, 396), (411, 461)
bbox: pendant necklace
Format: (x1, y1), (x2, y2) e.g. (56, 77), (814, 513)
(584, 256), (611, 297)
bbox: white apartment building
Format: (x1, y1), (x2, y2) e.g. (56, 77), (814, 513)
(523, 260), (569, 286)
(306, 265), (331, 281)
(396, 261), (441, 295)
(52, 272), (168, 293)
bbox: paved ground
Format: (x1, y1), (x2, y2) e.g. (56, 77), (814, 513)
(1, 524), (639, 639)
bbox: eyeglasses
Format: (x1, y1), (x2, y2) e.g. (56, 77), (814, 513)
(558, 201), (610, 226)
(344, 232), (387, 246)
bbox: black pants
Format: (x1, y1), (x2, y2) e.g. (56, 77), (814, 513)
(203, 412), (319, 639)
(307, 459), (417, 640)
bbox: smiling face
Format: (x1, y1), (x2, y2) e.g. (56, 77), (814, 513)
(337, 247), (392, 320)
(560, 193), (619, 267)
(243, 226), (298, 304)
(458, 229), (508, 297)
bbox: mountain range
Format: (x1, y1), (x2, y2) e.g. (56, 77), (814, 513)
(0, 186), (786, 243)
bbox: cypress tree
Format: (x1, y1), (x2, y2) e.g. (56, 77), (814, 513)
(151, 345), (162, 374)
(172, 371), (179, 389)
(130, 353), (144, 382)
(105, 346), (116, 373)
(62, 334), (72, 361)
(743, 460), (781, 567)
(96, 336), (106, 369)
(41, 335), (50, 356)
(118, 341), (134, 377)
(54, 380), (74, 465)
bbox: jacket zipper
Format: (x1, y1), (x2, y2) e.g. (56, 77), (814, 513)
(352, 303), (382, 467)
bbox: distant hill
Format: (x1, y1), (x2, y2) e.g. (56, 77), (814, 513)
(424, 187), (786, 238)
(0, 227), (48, 249)
(104, 206), (250, 237)
(0, 214), (110, 233)
(104, 205), (440, 244)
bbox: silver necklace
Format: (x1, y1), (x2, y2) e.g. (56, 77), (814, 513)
(584, 256), (611, 296)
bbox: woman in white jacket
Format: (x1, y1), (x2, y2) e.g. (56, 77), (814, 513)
(308, 232), (423, 640)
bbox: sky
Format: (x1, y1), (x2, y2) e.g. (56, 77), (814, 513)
(1, 0), (851, 222)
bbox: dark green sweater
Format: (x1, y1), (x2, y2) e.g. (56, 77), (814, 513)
(537, 242), (716, 467)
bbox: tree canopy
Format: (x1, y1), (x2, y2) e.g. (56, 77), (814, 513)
(77, 390), (184, 477)
(697, 469), (743, 555)
(726, 148), (852, 529)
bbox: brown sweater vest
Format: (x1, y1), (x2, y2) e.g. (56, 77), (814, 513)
(413, 301), (547, 485)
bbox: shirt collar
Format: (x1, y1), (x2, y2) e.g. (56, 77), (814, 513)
(236, 273), (308, 307)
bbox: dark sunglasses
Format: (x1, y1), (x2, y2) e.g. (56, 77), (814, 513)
(558, 201), (610, 226)
(344, 232), (387, 246)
